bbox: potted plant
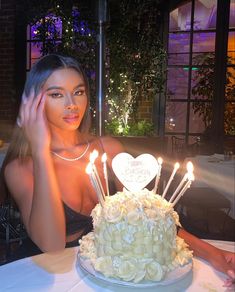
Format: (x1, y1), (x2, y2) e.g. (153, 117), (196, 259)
(105, 0), (166, 139)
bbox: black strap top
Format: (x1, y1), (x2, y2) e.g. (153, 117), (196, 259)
(63, 203), (93, 237)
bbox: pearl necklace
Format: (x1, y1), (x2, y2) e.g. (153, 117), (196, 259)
(51, 140), (90, 162)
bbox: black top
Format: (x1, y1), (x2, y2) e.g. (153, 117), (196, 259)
(63, 203), (93, 237)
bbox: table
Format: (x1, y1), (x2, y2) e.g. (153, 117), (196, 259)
(0, 240), (234, 291)
(185, 154), (235, 218)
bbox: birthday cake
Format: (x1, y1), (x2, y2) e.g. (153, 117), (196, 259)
(79, 188), (193, 283)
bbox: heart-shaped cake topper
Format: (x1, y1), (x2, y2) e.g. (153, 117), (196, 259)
(112, 153), (159, 192)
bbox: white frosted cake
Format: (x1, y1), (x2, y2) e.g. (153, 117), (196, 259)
(79, 188), (193, 283)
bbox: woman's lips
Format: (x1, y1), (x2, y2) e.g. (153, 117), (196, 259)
(63, 114), (79, 123)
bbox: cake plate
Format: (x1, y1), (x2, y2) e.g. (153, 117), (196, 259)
(77, 253), (193, 288)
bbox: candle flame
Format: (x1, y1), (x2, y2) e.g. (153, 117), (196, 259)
(86, 163), (93, 174)
(101, 153), (107, 162)
(174, 162), (180, 169)
(186, 161), (194, 173)
(93, 150), (99, 159)
(158, 157), (163, 164)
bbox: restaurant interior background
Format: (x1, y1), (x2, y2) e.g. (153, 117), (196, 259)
(0, 0), (234, 263)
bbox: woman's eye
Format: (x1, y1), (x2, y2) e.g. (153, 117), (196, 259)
(49, 92), (63, 98)
(74, 90), (85, 96)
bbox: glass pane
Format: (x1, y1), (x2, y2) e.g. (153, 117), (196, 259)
(168, 31), (190, 64)
(189, 102), (209, 133)
(168, 32), (190, 54)
(192, 52), (215, 65)
(191, 65), (214, 100)
(194, 0), (217, 30)
(165, 101), (187, 132)
(31, 22), (41, 40)
(167, 68), (188, 100)
(226, 67), (235, 101)
(224, 102), (235, 135)
(31, 42), (42, 68)
(193, 32), (216, 53)
(227, 32), (235, 64)
(168, 53), (190, 65)
(169, 2), (192, 31)
(230, 0), (235, 28)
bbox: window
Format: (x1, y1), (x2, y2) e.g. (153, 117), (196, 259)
(27, 14), (62, 71)
(166, 0), (218, 145)
(225, 0), (235, 136)
(26, 7), (94, 73)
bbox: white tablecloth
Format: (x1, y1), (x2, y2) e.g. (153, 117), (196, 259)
(0, 240), (234, 292)
(185, 154), (235, 218)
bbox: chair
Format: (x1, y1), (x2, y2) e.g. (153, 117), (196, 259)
(187, 137), (201, 157)
(0, 203), (27, 264)
(171, 136), (186, 160)
(177, 187), (232, 240)
(171, 136), (201, 160)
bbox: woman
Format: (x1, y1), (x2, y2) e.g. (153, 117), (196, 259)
(0, 54), (234, 286)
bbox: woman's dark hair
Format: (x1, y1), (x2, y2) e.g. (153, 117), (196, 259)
(0, 54), (91, 204)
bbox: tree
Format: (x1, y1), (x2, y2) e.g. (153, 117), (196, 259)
(105, 0), (166, 135)
(192, 53), (235, 135)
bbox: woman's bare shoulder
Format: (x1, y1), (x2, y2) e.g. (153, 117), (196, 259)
(4, 158), (33, 200)
(100, 136), (124, 158)
(5, 158), (31, 176)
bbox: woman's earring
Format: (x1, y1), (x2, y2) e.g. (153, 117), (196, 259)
(16, 116), (22, 128)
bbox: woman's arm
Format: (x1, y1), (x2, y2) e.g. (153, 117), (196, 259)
(5, 92), (66, 252)
(5, 153), (66, 252)
(178, 228), (235, 280)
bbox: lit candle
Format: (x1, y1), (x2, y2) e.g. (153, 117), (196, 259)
(171, 172), (194, 207)
(169, 161), (194, 203)
(101, 153), (110, 196)
(86, 163), (104, 207)
(90, 150), (106, 200)
(153, 157), (163, 194)
(162, 162), (180, 199)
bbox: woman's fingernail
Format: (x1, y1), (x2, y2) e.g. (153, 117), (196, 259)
(228, 270), (235, 279)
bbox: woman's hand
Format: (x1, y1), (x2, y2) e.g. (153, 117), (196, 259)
(18, 91), (51, 154)
(209, 249), (235, 288)
(178, 229), (235, 288)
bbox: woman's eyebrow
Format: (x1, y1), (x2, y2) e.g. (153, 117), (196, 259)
(74, 83), (85, 89)
(45, 86), (64, 91)
(46, 84), (85, 91)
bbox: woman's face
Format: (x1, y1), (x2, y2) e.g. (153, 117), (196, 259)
(43, 68), (88, 131)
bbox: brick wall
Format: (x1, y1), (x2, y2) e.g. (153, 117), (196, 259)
(0, 0), (16, 141)
(137, 99), (153, 122)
